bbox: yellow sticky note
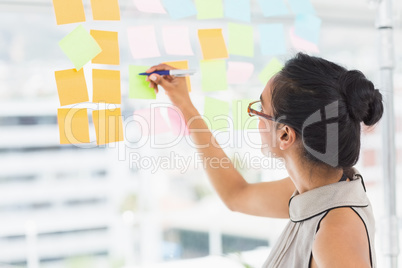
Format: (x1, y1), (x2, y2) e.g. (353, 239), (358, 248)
(198, 29), (228, 60)
(58, 108), (90, 144)
(90, 0), (121, 20)
(90, 30), (120, 65)
(52, 0), (86, 25)
(163, 60), (192, 92)
(92, 108), (124, 145)
(55, 69), (89, 106)
(93, 69), (121, 104)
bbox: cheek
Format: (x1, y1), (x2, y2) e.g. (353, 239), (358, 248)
(258, 119), (274, 147)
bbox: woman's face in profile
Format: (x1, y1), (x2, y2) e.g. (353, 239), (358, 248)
(259, 78), (281, 157)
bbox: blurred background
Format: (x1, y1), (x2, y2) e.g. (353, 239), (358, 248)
(0, 0), (402, 267)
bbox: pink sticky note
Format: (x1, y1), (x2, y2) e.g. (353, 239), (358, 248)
(289, 27), (319, 54)
(162, 26), (194, 56)
(227, 61), (254, 84)
(133, 0), (166, 13)
(167, 107), (190, 136)
(128, 25), (161, 59)
(133, 108), (170, 135)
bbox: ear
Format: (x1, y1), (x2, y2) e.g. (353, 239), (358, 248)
(278, 125), (297, 151)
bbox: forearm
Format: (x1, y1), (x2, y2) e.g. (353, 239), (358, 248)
(180, 104), (248, 209)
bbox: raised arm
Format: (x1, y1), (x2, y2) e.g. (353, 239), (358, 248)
(146, 64), (296, 218)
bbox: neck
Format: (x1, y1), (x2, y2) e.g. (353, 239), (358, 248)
(283, 152), (344, 194)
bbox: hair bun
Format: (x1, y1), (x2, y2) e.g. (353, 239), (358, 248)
(338, 70), (384, 126)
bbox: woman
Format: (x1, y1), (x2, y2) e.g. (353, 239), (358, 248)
(145, 53), (383, 267)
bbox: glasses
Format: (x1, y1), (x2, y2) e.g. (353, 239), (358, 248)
(247, 100), (276, 122)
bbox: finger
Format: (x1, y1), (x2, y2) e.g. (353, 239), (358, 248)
(149, 81), (157, 89)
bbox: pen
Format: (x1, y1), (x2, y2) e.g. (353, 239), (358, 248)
(139, 69), (196, 77)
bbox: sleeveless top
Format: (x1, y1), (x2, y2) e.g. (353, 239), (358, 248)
(262, 169), (376, 268)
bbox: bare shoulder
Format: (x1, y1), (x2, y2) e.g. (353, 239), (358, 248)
(311, 207), (371, 268)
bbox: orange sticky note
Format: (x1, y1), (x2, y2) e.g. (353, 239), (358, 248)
(163, 60), (192, 92)
(52, 0), (86, 25)
(92, 69), (121, 104)
(90, 30), (120, 65)
(198, 29), (228, 60)
(58, 108), (90, 144)
(92, 108), (124, 145)
(55, 69), (89, 106)
(90, 0), (121, 20)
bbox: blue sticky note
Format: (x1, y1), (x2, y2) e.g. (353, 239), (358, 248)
(162, 0), (197, 20)
(257, 0), (289, 17)
(287, 0), (315, 15)
(259, 24), (286, 56)
(295, 14), (321, 44)
(224, 0), (250, 22)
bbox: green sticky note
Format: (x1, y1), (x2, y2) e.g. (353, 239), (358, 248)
(204, 97), (230, 130)
(59, 25), (102, 71)
(228, 23), (254, 57)
(200, 60), (227, 92)
(129, 65), (156, 99)
(232, 99), (258, 130)
(195, 0), (223, 19)
(258, 58), (284, 84)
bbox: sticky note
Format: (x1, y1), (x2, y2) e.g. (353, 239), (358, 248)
(127, 25), (161, 59)
(227, 61), (254, 84)
(52, 0), (86, 25)
(90, 0), (120, 20)
(55, 68), (89, 106)
(232, 99), (258, 130)
(162, 26), (194, 56)
(287, 0), (315, 15)
(92, 69), (121, 104)
(228, 23), (254, 57)
(259, 24), (286, 56)
(289, 27), (319, 53)
(195, 0), (223, 19)
(129, 65), (156, 99)
(134, 108), (170, 135)
(90, 30), (120, 65)
(258, 58), (283, 84)
(167, 106), (189, 136)
(224, 0), (250, 22)
(295, 14), (321, 44)
(204, 97), (230, 130)
(257, 0), (289, 17)
(198, 29), (228, 60)
(200, 60), (227, 92)
(58, 108), (90, 144)
(162, 0), (197, 19)
(92, 108), (124, 145)
(133, 0), (166, 13)
(163, 60), (192, 92)
(59, 25), (102, 71)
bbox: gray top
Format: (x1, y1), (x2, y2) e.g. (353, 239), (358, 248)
(262, 170), (376, 268)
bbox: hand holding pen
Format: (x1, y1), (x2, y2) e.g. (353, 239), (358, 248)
(144, 64), (194, 109)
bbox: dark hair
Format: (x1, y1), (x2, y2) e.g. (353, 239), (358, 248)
(271, 53), (383, 168)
